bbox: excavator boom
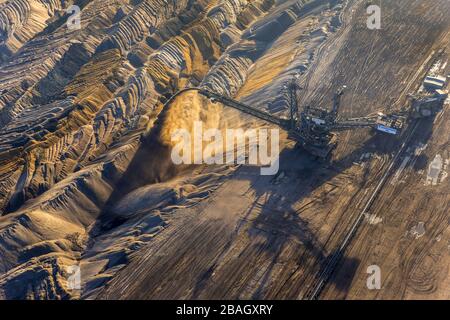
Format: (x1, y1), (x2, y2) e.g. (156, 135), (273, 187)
(159, 85), (407, 159)
(199, 89), (291, 130)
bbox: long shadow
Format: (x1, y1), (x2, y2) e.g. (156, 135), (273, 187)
(91, 102), (437, 298)
(231, 115), (437, 299)
(88, 93), (194, 235)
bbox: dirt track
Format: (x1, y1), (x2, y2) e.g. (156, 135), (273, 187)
(323, 43), (450, 300)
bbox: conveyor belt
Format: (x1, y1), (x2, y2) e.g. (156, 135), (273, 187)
(161, 87), (292, 131)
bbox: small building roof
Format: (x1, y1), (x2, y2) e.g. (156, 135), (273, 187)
(425, 75), (446, 83)
(424, 79), (445, 89)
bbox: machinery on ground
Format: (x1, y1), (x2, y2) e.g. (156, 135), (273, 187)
(408, 89), (448, 118)
(166, 77), (446, 159)
(287, 83), (406, 158)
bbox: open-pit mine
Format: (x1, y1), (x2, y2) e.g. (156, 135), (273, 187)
(0, 0), (449, 301)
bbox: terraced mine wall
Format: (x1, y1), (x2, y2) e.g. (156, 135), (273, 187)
(0, 0), (331, 299)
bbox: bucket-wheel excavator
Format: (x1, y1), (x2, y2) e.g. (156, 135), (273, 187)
(164, 78), (442, 159)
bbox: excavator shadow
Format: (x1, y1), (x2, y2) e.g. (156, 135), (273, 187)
(89, 100), (438, 299)
(231, 116), (436, 298)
